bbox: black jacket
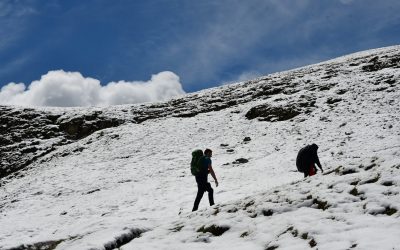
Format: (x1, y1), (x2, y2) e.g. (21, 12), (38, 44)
(296, 144), (322, 172)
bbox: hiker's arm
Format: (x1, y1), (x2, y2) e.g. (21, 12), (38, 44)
(209, 165), (218, 187)
(315, 154), (323, 172)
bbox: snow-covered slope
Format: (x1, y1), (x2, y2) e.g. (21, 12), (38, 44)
(0, 45), (399, 250)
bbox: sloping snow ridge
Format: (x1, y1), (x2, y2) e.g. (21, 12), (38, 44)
(0, 45), (399, 250)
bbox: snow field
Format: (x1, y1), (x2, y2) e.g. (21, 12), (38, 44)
(0, 45), (399, 249)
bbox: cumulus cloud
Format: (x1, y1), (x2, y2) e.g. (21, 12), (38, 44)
(0, 70), (185, 107)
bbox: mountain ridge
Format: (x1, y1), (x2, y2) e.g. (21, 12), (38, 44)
(1, 45), (399, 180)
(0, 45), (399, 249)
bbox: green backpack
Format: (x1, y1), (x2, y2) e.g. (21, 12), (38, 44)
(191, 149), (204, 176)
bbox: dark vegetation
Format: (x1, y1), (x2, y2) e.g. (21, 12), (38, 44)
(103, 228), (146, 250)
(233, 158), (249, 164)
(9, 240), (64, 250)
(312, 198), (329, 210)
(197, 225), (230, 236)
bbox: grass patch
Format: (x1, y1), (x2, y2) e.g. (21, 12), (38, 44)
(349, 187), (359, 196)
(362, 174), (380, 184)
(385, 207), (397, 216)
(350, 180), (360, 186)
(262, 209), (274, 216)
(197, 225), (230, 236)
(212, 207), (220, 215)
(12, 240), (64, 250)
(381, 181), (394, 186)
(240, 231), (249, 238)
(369, 207), (397, 216)
(170, 225), (184, 232)
(233, 158), (249, 164)
(249, 213), (258, 218)
(309, 239), (317, 248)
(244, 200), (255, 209)
(104, 228), (145, 250)
(227, 207), (238, 213)
(313, 199), (329, 210)
(341, 168), (358, 175)
(364, 163), (377, 171)
(278, 226), (294, 238)
(301, 233), (308, 240)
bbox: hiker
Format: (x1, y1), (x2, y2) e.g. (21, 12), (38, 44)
(192, 149), (219, 212)
(296, 143), (323, 178)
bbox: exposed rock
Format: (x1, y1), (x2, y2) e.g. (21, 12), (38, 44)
(233, 158), (249, 164)
(0, 107), (124, 179)
(245, 104), (301, 121)
(362, 55), (400, 72)
(8, 239), (63, 250)
(327, 97), (342, 105)
(58, 114), (123, 140)
(312, 198), (329, 210)
(262, 209), (274, 216)
(336, 89), (348, 95)
(0, 107), (66, 179)
(103, 228), (146, 250)
(197, 225), (230, 236)
(243, 137), (251, 142)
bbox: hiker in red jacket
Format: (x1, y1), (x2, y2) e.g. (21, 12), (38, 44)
(296, 144), (323, 177)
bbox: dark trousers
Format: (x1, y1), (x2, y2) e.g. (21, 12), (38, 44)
(192, 176), (214, 211)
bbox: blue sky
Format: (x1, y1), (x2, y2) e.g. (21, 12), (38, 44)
(1, 0), (400, 106)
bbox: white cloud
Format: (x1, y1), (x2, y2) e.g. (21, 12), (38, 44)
(0, 82), (26, 103)
(0, 70), (185, 107)
(99, 71), (185, 106)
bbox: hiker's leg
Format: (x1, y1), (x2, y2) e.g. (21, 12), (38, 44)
(206, 183), (214, 206)
(193, 180), (207, 212)
(192, 188), (205, 211)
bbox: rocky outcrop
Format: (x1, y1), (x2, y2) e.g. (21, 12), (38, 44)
(245, 94), (316, 121)
(362, 55), (400, 72)
(0, 107), (65, 179)
(245, 104), (301, 121)
(58, 112), (124, 140)
(0, 107), (124, 179)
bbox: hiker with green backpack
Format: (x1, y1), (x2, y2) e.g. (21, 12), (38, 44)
(191, 148), (219, 212)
